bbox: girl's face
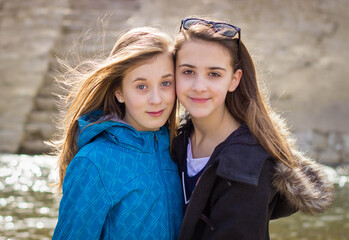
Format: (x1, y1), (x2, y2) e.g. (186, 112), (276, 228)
(176, 39), (241, 120)
(115, 53), (175, 131)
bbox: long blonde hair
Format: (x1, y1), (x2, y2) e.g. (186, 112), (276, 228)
(174, 22), (298, 168)
(52, 27), (177, 192)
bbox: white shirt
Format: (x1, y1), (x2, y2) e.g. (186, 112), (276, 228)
(186, 137), (210, 177)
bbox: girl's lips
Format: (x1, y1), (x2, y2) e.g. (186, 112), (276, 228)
(189, 97), (210, 103)
(147, 110), (164, 117)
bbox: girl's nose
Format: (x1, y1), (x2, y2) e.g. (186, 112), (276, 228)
(149, 88), (162, 104)
(191, 76), (207, 92)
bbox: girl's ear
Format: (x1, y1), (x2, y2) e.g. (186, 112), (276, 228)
(114, 88), (124, 103)
(228, 69), (242, 92)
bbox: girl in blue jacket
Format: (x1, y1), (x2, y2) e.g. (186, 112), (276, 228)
(52, 27), (183, 239)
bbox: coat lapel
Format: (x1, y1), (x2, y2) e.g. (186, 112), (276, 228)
(179, 163), (218, 239)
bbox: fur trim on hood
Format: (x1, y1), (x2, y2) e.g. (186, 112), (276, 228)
(273, 150), (335, 215)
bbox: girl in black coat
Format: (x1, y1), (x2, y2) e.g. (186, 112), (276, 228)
(173, 17), (334, 240)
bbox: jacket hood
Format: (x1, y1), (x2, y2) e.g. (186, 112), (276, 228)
(77, 110), (170, 152)
(273, 151), (335, 214)
(214, 124), (270, 186)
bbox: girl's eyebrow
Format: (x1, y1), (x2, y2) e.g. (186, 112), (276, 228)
(133, 74), (173, 82)
(208, 67), (226, 71)
(178, 64), (195, 68)
(132, 77), (146, 82)
(162, 73), (174, 78)
(178, 64), (226, 72)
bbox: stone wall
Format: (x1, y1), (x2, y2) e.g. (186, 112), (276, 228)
(295, 130), (349, 166)
(0, 0), (69, 152)
(0, 0), (348, 165)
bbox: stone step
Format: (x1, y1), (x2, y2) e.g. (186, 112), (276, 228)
(69, 0), (139, 11)
(52, 35), (110, 55)
(45, 59), (69, 74)
(24, 122), (56, 140)
(5, 0), (67, 10)
(38, 83), (66, 98)
(18, 139), (51, 155)
(66, 7), (137, 18)
(35, 96), (58, 111)
(59, 32), (119, 48)
(61, 17), (132, 34)
(28, 111), (58, 124)
(57, 42), (118, 57)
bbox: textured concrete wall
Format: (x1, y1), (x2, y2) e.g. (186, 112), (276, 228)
(0, 0), (69, 152)
(0, 0), (348, 164)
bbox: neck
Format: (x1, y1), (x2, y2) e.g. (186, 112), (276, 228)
(190, 107), (240, 157)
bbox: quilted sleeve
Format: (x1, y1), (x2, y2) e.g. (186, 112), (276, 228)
(52, 157), (112, 239)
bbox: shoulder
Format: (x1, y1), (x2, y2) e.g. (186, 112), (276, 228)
(73, 134), (135, 181)
(67, 137), (113, 180)
(67, 140), (139, 198)
(63, 153), (112, 202)
(76, 135), (115, 163)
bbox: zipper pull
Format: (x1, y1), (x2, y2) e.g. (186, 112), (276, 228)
(154, 133), (159, 151)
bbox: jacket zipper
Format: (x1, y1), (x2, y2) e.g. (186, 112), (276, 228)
(153, 132), (159, 151)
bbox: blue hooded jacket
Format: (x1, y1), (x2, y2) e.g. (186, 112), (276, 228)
(52, 111), (183, 239)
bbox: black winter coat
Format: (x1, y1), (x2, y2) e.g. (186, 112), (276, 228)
(173, 123), (334, 240)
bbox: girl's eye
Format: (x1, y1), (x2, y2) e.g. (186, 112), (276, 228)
(161, 81), (172, 87)
(209, 72), (221, 77)
(137, 84), (147, 90)
(183, 69), (195, 75)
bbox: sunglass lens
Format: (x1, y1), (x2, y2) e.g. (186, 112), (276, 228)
(214, 23), (238, 37)
(183, 19), (203, 29)
(221, 29), (238, 37)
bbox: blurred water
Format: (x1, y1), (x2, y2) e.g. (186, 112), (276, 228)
(0, 154), (348, 240)
(270, 165), (349, 240)
(0, 154), (58, 240)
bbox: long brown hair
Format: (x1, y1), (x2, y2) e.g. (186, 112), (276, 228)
(174, 22), (298, 168)
(52, 27), (178, 192)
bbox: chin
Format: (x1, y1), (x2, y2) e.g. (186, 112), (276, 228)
(188, 111), (210, 119)
(147, 121), (167, 131)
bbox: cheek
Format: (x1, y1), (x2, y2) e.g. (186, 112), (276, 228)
(124, 98), (141, 110)
(213, 86), (230, 102)
(175, 77), (187, 96)
(175, 85), (183, 99)
(123, 90), (143, 108)
(164, 87), (176, 104)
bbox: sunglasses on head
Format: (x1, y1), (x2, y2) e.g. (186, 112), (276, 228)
(180, 18), (242, 60)
(180, 18), (241, 40)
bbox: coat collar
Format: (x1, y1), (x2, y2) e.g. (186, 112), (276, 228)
(174, 123), (270, 186)
(209, 124), (270, 186)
